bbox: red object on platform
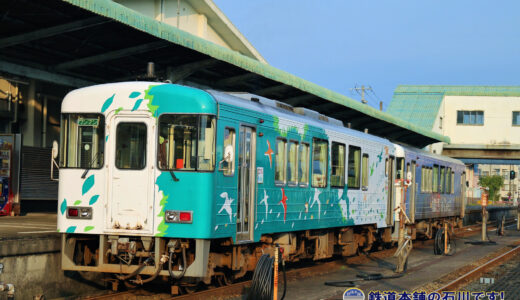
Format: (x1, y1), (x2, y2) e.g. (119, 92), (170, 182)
(176, 159), (184, 169)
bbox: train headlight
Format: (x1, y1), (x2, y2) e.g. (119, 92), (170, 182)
(66, 207), (92, 219)
(165, 210), (192, 224)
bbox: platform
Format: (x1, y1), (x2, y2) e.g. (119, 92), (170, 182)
(276, 226), (520, 300)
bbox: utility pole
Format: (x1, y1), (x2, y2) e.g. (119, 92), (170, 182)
(351, 85), (373, 104)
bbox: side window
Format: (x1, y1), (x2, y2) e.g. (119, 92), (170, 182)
(287, 141), (299, 186)
(421, 167), (425, 192)
(446, 167), (452, 194)
(451, 171), (455, 194)
(298, 143), (310, 186)
(433, 165), (439, 193)
(385, 158), (389, 177)
(362, 154), (369, 189)
(311, 139), (328, 188)
(440, 166), (446, 193)
(275, 138), (287, 185)
(428, 168), (433, 192)
(347, 146), (361, 189)
(222, 128), (235, 176)
(396, 158), (404, 179)
(331, 142), (346, 188)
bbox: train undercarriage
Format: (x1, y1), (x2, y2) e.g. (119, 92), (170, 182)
(63, 217), (462, 291)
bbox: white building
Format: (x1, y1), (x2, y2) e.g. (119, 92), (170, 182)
(387, 85), (520, 202)
(115, 0), (266, 63)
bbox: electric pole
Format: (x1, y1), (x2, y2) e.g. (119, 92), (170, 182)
(351, 85), (373, 104)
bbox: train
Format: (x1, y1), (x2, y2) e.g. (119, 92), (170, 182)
(54, 81), (466, 287)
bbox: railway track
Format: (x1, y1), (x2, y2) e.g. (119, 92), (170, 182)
(435, 230), (520, 293)
(82, 220), (515, 300)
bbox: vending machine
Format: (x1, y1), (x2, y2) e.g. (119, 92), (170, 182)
(0, 138), (12, 215)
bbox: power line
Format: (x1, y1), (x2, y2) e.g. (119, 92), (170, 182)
(350, 85), (372, 105)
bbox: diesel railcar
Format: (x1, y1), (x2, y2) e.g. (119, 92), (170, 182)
(55, 82), (465, 286)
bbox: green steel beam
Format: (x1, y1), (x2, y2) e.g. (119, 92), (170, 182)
(61, 0), (449, 144)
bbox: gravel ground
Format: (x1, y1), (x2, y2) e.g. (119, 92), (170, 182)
(462, 252), (520, 300)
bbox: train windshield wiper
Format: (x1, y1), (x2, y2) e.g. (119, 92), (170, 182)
(81, 152), (101, 179)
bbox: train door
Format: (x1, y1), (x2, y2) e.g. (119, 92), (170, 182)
(386, 156), (395, 225)
(106, 113), (154, 233)
(410, 161), (416, 223)
(237, 125), (256, 241)
(460, 172), (466, 218)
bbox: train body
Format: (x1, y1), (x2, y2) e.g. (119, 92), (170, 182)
(57, 82), (466, 284)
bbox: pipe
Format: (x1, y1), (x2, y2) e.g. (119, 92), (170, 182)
(0, 283), (15, 299)
(168, 246), (187, 279)
(131, 261), (164, 285)
(116, 257), (150, 281)
(42, 96), (47, 147)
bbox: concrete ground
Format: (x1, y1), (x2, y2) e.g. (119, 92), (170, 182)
(0, 213), (57, 237)
(274, 226), (520, 300)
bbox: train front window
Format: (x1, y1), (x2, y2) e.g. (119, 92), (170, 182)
(59, 114), (105, 169)
(158, 114), (216, 171)
(115, 123), (147, 170)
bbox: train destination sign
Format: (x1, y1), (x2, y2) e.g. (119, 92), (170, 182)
(77, 118), (99, 127)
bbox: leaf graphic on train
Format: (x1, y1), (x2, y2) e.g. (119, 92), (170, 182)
(82, 175), (95, 195)
(131, 99), (143, 111)
(129, 91), (141, 98)
(74, 200), (81, 206)
(60, 199), (67, 215)
(89, 195), (100, 205)
(84, 226), (94, 232)
(101, 94), (115, 113)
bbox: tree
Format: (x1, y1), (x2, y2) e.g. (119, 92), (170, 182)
(479, 175), (504, 202)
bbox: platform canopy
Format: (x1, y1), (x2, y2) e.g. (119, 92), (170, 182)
(0, 0), (449, 147)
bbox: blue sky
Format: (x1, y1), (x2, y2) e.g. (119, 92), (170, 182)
(214, 0), (520, 111)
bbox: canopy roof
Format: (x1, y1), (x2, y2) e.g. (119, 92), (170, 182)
(0, 0), (449, 147)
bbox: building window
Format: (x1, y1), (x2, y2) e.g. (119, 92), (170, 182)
(513, 112), (520, 126)
(482, 171), (489, 177)
(502, 169), (509, 180)
(457, 110), (483, 125)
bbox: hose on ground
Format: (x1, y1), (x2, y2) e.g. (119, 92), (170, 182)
(247, 254), (273, 300)
(324, 272), (405, 287)
(247, 251), (287, 300)
(168, 246), (187, 280)
(433, 227), (456, 256)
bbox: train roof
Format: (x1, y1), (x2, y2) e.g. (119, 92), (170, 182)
(209, 90), (395, 146)
(394, 143), (465, 166)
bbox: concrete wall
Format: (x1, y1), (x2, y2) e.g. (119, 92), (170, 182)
(117, 0), (228, 48)
(442, 95), (520, 145)
(0, 235), (103, 299)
